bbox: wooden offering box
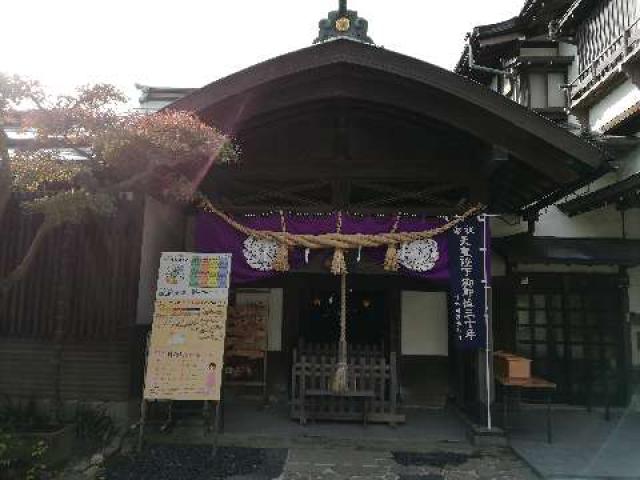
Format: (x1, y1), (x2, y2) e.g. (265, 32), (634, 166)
(494, 351), (531, 379)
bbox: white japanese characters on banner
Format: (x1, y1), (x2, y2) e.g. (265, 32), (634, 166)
(144, 253), (232, 401)
(449, 218), (489, 350)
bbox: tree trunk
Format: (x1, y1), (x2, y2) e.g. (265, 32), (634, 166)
(0, 220), (57, 298)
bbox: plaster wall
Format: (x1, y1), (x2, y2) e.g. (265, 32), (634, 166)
(490, 216), (527, 238)
(618, 146), (640, 180)
(629, 267), (640, 314)
(520, 47), (558, 56)
(590, 79), (640, 133)
(534, 205), (623, 238)
(491, 253), (507, 277)
(135, 196), (186, 325)
(631, 323), (640, 367)
(559, 43), (581, 127)
(136, 100), (175, 113)
(624, 208), (640, 239)
(400, 291), (448, 356)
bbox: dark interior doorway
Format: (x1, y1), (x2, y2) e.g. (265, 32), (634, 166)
(299, 281), (389, 349)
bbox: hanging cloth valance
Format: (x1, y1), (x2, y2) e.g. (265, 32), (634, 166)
(196, 193), (484, 275)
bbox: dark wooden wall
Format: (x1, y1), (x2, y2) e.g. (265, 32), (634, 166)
(0, 196), (144, 401)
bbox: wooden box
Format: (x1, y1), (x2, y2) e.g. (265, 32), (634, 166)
(494, 351), (531, 379)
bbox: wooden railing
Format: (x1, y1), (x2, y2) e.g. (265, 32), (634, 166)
(565, 16), (640, 104)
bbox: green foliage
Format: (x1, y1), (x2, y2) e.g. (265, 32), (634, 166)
(0, 397), (52, 433)
(25, 440), (49, 480)
(1, 72), (239, 292)
(0, 429), (16, 469)
(24, 190), (116, 226)
(74, 404), (115, 446)
(0, 430), (53, 480)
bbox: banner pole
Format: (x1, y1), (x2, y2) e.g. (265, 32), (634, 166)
(481, 214), (492, 430)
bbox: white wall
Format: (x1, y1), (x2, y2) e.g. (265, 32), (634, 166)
(236, 289), (283, 352)
(535, 205), (623, 238)
(136, 197), (186, 325)
(590, 79), (640, 133)
(631, 323), (640, 367)
(401, 291), (448, 356)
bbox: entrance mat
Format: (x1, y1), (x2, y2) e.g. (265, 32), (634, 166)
(392, 451), (479, 468)
(106, 445), (287, 480)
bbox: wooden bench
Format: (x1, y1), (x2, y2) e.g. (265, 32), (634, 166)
(301, 389), (375, 425)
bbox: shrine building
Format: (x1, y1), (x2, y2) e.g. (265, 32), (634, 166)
(1, 0), (637, 436)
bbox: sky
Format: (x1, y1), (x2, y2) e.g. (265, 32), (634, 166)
(1, 0), (523, 103)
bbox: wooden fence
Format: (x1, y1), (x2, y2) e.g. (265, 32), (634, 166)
(0, 196), (143, 341)
(290, 345), (403, 424)
(0, 196), (144, 402)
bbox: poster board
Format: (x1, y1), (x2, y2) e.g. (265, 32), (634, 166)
(143, 252), (231, 401)
(224, 302), (269, 390)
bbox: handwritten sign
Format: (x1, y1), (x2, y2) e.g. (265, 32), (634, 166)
(144, 253), (231, 401)
(449, 218), (487, 350)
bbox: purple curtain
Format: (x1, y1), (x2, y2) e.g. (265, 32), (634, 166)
(195, 212), (450, 285)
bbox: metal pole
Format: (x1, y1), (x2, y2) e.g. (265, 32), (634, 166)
(481, 214), (492, 430)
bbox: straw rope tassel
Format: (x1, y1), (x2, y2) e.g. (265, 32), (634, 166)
(273, 210), (290, 272)
(330, 212), (347, 275)
(331, 273), (349, 393)
(384, 214), (401, 272)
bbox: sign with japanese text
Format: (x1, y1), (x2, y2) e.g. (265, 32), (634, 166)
(449, 217), (488, 350)
(144, 253), (231, 401)
(156, 252), (231, 300)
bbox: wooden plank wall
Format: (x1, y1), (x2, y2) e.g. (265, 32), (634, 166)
(0, 196), (144, 401)
(0, 338), (130, 401)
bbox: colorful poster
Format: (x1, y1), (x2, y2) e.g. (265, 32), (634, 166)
(144, 253), (231, 401)
(156, 252), (231, 300)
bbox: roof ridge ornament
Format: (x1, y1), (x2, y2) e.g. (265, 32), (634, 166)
(314, 0), (374, 45)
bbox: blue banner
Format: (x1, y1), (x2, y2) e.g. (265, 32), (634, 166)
(449, 216), (489, 350)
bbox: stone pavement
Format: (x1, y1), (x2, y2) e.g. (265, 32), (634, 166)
(280, 447), (539, 480)
(509, 407), (640, 479)
(105, 444), (539, 480)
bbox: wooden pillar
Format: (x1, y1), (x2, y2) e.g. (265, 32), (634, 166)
(52, 225), (76, 421)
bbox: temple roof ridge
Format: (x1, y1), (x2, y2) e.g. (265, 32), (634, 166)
(314, 0), (374, 45)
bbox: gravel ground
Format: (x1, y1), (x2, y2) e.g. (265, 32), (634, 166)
(106, 445), (287, 480)
(106, 445), (537, 480)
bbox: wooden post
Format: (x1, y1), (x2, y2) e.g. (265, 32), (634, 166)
(52, 225), (75, 422)
(390, 351), (398, 421)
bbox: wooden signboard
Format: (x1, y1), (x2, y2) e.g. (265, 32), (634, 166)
(143, 253), (232, 402)
(144, 299), (227, 401)
(224, 302), (269, 396)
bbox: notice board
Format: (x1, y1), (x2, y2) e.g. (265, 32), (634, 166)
(143, 252), (231, 401)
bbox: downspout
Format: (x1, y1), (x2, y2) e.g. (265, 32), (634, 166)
(467, 33), (514, 78)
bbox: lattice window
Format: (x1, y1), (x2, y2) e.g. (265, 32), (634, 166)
(514, 274), (625, 405)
